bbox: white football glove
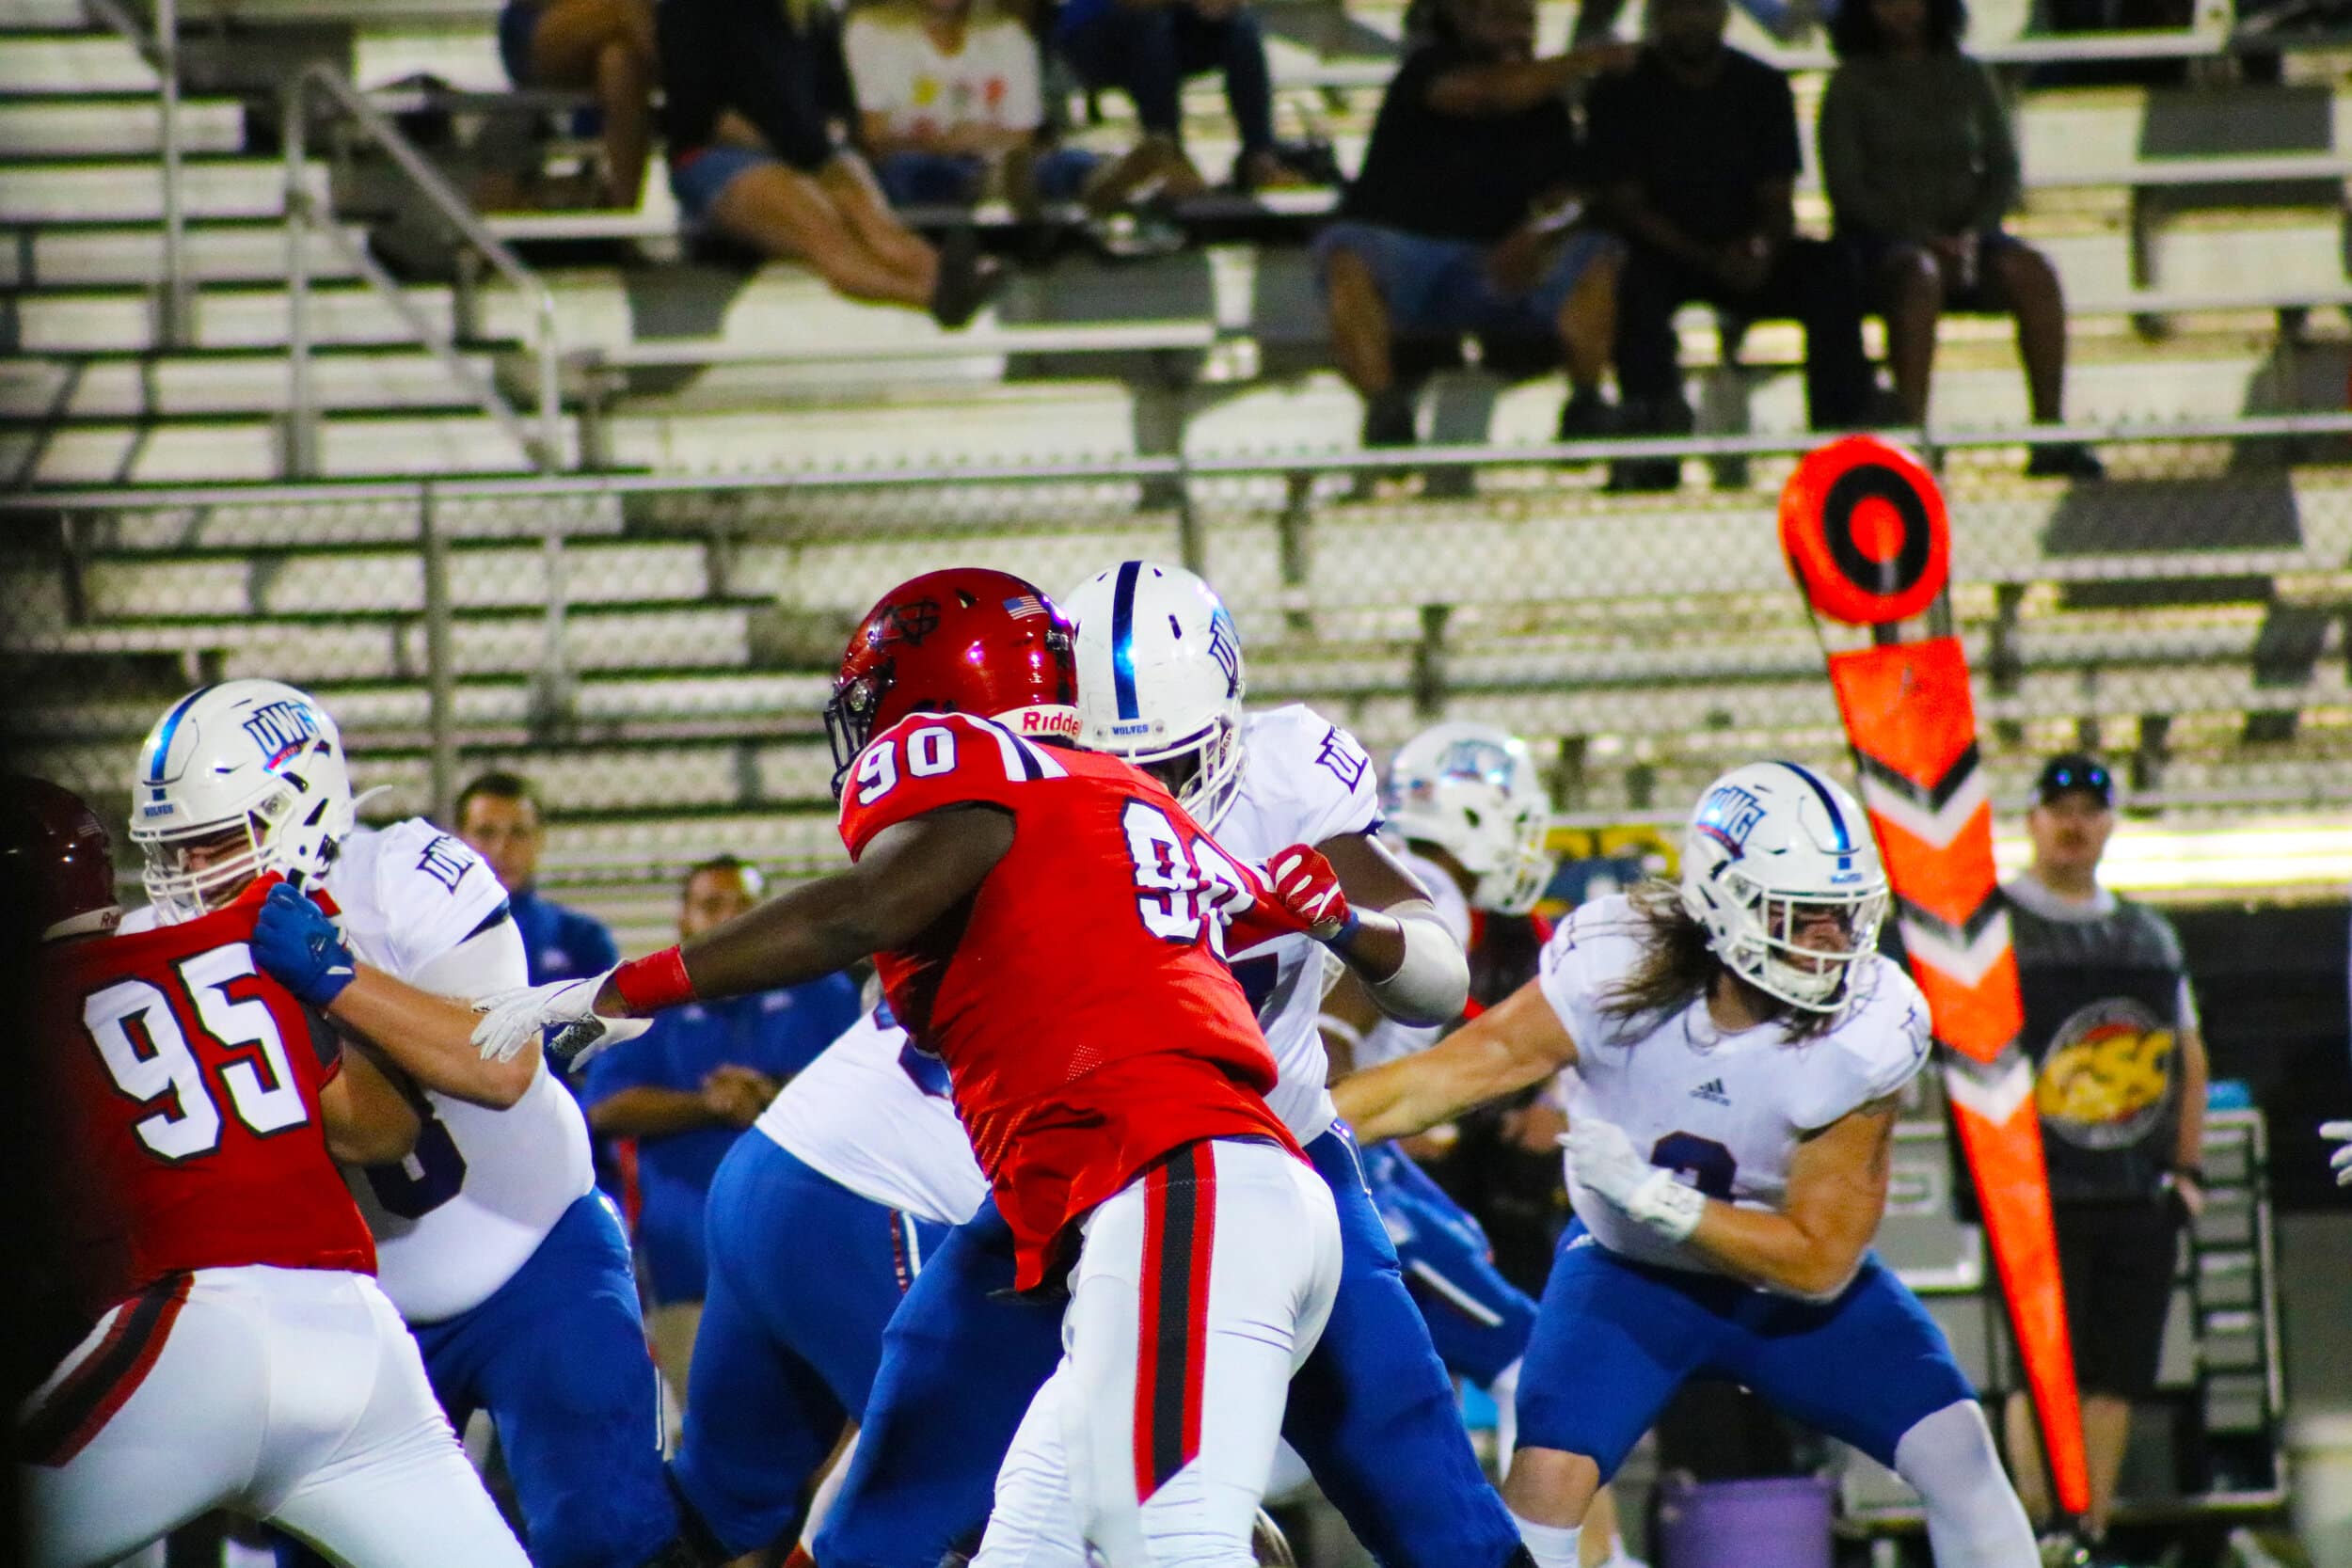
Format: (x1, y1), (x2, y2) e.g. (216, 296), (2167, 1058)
(2323, 1120), (2352, 1187)
(1562, 1115), (1706, 1243)
(470, 969), (648, 1069)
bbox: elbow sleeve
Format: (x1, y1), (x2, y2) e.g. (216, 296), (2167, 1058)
(1363, 904), (1470, 1028)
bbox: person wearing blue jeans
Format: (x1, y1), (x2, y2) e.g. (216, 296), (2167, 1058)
(1053, 0), (1305, 191)
(1317, 0), (1631, 450)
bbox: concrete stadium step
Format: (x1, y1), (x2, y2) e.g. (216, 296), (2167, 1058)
(24, 731), (838, 816)
(0, 32), (155, 92)
(60, 491), (628, 551)
(1, 408), (546, 483)
(11, 669), (824, 744)
(15, 281), (461, 353)
(38, 536), (711, 617)
(0, 0), (98, 27)
(0, 97), (245, 158)
(32, 656), (2341, 825)
(544, 811), (849, 879)
(0, 219), (364, 288)
(0, 158), (323, 224)
(8, 599), (767, 682)
(354, 29), (510, 91)
(1, 348), (510, 419)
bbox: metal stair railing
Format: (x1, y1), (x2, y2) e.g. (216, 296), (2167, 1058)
(281, 62), (565, 479)
(79, 0), (188, 346)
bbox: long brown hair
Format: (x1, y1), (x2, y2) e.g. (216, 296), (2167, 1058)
(1597, 879), (1840, 1041)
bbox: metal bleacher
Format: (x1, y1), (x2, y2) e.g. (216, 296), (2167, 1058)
(12, 0), (2352, 942)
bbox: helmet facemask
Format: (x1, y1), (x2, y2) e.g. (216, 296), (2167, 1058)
(1692, 864), (1887, 1012)
(138, 784), (300, 923)
(1131, 714), (1245, 830)
(1468, 795), (1553, 915)
(825, 662), (892, 800)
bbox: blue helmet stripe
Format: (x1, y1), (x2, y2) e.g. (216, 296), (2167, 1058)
(1110, 560), (1143, 721)
(1779, 762), (1853, 853)
(146, 684), (215, 789)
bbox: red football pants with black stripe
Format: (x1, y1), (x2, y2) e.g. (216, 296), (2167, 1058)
(19, 1265), (529, 1568)
(977, 1137), (1342, 1568)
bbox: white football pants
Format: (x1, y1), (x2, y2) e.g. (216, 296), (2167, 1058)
(976, 1136), (1341, 1568)
(19, 1264), (529, 1568)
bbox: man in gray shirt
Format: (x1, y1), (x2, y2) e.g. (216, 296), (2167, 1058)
(1999, 752), (2208, 1568)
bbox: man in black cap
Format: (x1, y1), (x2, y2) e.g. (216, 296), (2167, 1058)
(1999, 752), (2208, 1568)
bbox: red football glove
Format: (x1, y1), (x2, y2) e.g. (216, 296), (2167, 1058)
(1256, 843), (1353, 942)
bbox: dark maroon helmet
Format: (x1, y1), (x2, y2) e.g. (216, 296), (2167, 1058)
(1, 777), (121, 941)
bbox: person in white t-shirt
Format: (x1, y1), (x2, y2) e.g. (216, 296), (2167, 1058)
(845, 0), (1201, 213)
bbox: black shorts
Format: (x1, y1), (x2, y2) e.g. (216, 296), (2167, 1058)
(2010, 1198), (2181, 1399)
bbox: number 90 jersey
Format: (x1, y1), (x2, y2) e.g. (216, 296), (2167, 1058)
(838, 711), (1297, 1291)
(1537, 894), (1933, 1277)
(43, 882), (375, 1321)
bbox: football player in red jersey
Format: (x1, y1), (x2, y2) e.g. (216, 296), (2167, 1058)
(11, 778), (532, 1568)
(474, 568), (1423, 1568)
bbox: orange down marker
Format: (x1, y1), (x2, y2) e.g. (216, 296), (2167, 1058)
(1780, 436), (2090, 1516)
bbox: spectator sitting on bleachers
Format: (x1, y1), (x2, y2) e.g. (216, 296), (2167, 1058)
(1052, 0), (1311, 194)
(844, 0), (1203, 214)
(1588, 0), (1868, 489)
(659, 0), (1002, 325)
(1316, 0), (1631, 449)
(1820, 0), (2103, 478)
(498, 0), (657, 207)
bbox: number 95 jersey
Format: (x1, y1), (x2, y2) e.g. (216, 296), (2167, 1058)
(1537, 894), (1933, 1276)
(43, 883), (375, 1321)
(837, 711), (1296, 1291)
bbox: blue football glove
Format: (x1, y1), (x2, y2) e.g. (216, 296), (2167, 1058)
(252, 881), (357, 1007)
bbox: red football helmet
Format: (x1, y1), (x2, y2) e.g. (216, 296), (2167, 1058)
(825, 568), (1080, 796)
(1, 776), (121, 941)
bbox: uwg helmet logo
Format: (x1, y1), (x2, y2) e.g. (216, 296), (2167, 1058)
(1694, 784), (1766, 856)
(1206, 608), (1242, 699)
(243, 700), (323, 771)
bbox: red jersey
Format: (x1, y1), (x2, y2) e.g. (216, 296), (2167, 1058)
(837, 711), (1300, 1289)
(42, 879), (375, 1320)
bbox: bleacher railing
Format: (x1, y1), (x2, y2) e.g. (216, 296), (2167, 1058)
(12, 412), (2352, 828)
(81, 0), (187, 346)
(281, 64), (565, 479)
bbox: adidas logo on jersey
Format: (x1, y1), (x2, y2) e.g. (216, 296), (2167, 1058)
(1689, 1078), (1731, 1105)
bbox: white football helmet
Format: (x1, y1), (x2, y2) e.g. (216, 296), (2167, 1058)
(128, 679), (357, 923)
(1678, 760), (1888, 1013)
(1384, 721), (1555, 915)
(1065, 562), (1248, 828)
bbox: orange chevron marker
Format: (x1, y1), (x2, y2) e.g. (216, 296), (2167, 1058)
(1783, 437), (2090, 1515)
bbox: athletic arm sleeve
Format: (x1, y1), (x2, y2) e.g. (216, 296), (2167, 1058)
(406, 911), (531, 1002)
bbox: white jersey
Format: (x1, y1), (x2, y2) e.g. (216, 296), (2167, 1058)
(1356, 846), (1473, 1071)
(1536, 894), (1932, 1277)
(756, 1004), (988, 1228)
(1212, 705), (1382, 1145)
(765, 704), (1384, 1221)
(327, 821), (596, 1323)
